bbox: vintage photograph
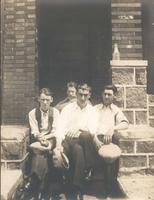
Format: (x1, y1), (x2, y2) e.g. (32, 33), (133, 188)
(1, 0), (154, 200)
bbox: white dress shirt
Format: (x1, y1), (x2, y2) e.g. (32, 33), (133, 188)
(56, 102), (98, 145)
(95, 103), (128, 135)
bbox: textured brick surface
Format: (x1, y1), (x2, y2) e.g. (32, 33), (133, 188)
(149, 119), (154, 127)
(137, 141), (154, 153)
(135, 111), (147, 125)
(2, 0), (37, 124)
(135, 68), (146, 85)
(149, 106), (154, 116)
(149, 95), (154, 103)
(120, 155), (147, 168)
(112, 68), (134, 85)
(119, 140), (134, 153)
(149, 156), (154, 168)
(123, 110), (134, 124)
(113, 87), (124, 108)
(126, 87), (147, 108)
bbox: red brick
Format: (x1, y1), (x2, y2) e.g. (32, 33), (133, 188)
(149, 156), (154, 168)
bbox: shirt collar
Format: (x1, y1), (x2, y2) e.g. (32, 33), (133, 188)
(75, 102), (89, 111)
(101, 103), (113, 110)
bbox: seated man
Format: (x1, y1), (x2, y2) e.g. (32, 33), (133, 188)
(56, 83), (97, 200)
(94, 85), (129, 199)
(56, 81), (77, 112)
(27, 88), (60, 199)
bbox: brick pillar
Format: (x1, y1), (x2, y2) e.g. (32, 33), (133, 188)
(111, 0), (143, 60)
(1, 0), (38, 124)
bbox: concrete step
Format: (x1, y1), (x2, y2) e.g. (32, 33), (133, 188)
(1, 169), (23, 200)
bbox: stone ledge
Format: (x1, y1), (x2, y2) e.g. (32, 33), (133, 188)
(117, 125), (154, 140)
(110, 60), (148, 67)
(1, 169), (23, 200)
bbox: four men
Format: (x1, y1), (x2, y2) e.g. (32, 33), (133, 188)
(28, 83), (129, 200)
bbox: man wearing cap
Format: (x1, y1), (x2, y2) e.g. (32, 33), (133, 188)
(27, 88), (60, 200)
(94, 84), (129, 199)
(56, 83), (97, 200)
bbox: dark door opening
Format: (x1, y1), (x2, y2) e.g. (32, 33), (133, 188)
(37, 0), (112, 104)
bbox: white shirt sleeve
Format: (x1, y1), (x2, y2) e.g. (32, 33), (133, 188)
(28, 109), (40, 136)
(50, 108), (60, 135)
(88, 107), (98, 135)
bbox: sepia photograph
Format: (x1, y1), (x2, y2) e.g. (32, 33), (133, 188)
(1, 0), (154, 200)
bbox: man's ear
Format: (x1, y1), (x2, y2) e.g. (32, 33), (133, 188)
(50, 96), (53, 104)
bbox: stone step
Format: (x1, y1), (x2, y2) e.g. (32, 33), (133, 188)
(1, 169), (23, 200)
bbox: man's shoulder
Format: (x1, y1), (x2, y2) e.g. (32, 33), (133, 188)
(29, 108), (36, 115)
(94, 103), (103, 110)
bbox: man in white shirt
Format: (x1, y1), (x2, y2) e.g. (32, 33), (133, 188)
(94, 85), (129, 199)
(27, 88), (59, 200)
(56, 83), (97, 200)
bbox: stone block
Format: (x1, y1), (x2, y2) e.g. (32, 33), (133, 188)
(148, 95), (154, 103)
(137, 141), (154, 153)
(135, 68), (146, 85)
(120, 155), (147, 168)
(113, 87), (124, 108)
(126, 87), (147, 108)
(149, 119), (154, 127)
(119, 140), (134, 153)
(112, 68), (134, 85)
(149, 156), (154, 168)
(135, 111), (147, 124)
(1, 126), (29, 160)
(123, 110), (134, 124)
(149, 106), (154, 116)
(7, 162), (21, 170)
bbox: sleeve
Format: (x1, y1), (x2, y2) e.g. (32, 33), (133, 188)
(50, 108), (60, 134)
(54, 106), (70, 146)
(115, 107), (129, 125)
(28, 109), (40, 136)
(88, 107), (98, 135)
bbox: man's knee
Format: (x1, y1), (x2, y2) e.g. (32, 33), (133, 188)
(79, 132), (93, 142)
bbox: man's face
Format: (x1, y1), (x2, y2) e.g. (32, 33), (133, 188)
(102, 89), (114, 106)
(39, 93), (53, 112)
(67, 86), (76, 99)
(77, 88), (90, 106)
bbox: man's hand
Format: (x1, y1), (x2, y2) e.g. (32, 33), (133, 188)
(66, 128), (80, 138)
(103, 127), (114, 144)
(93, 135), (103, 150)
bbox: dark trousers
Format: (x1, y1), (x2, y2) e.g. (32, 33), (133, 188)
(62, 137), (85, 189)
(62, 132), (98, 189)
(78, 132), (120, 196)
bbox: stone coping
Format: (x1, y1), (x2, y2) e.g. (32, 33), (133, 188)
(117, 125), (154, 140)
(1, 125), (29, 141)
(1, 169), (23, 200)
(110, 60), (148, 67)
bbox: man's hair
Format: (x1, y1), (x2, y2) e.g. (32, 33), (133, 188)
(67, 81), (77, 89)
(39, 88), (53, 97)
(103, 84), (117, 94)
(77, 83), (91, 93)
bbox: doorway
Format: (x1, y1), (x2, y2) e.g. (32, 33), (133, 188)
(37, 0), (112, 104)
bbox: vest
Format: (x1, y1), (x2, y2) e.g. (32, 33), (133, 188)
(35, 107), (54, 134)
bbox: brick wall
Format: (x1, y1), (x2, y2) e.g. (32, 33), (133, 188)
(1, 0), (38, 124)
(148, 95), (154, 127)
(112, 0), (143, 60)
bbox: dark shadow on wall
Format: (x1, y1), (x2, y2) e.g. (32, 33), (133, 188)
(37, 0), (112, 104)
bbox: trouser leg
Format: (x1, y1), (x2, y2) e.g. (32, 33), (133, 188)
(79, 132), (97, 170)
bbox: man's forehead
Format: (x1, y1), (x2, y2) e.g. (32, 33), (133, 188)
(104, 89), (114, 94)
(68, 86), (76, 91)
(40, 93), (52, 99)
(78, 88), (90, 94)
